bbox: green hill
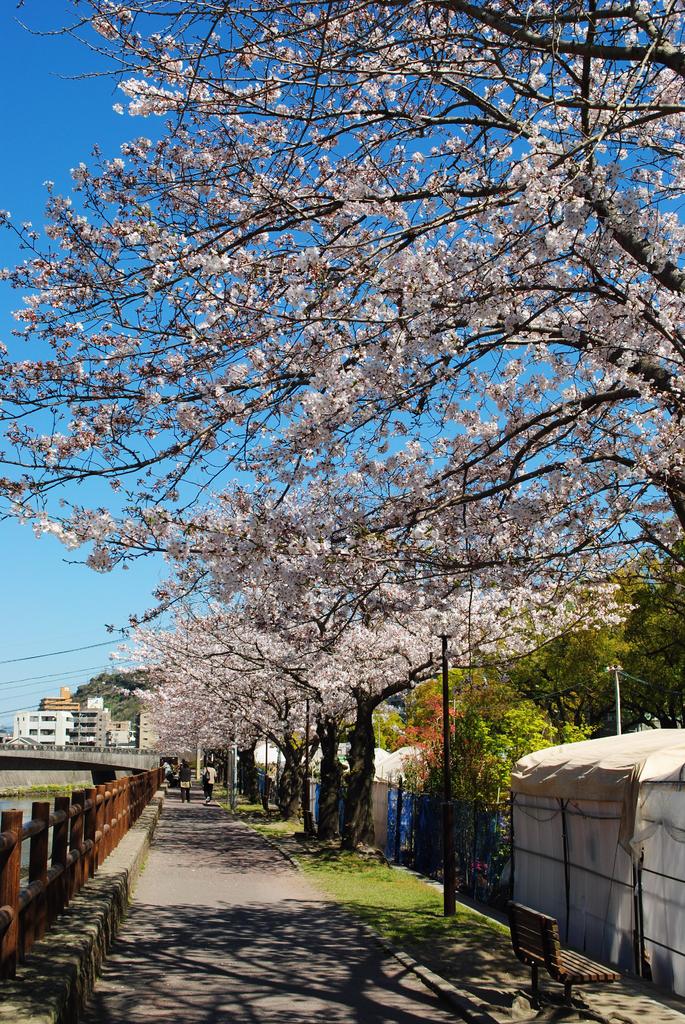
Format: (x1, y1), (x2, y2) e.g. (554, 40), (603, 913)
(73, 670), (151, 722)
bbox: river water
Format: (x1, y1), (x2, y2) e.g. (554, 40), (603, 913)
(0, 795), (57, 871)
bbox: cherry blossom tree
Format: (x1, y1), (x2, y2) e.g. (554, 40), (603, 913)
(0, 2), (680, 847)
(131, 543), (623, 847)
(1, 0), (684, 574)
(131, 605), (350, 829)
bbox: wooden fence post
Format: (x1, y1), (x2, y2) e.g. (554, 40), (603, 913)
(95, 785), (106, 871)
(0, 810), (22, 979)
(24, 801), (50, 957)
(84, 788), (97, 881)
(103, 785), (113, 860)
(112, 781), (121, 850)
(50, 796), (70, 923)
(69, 792), (85, 899)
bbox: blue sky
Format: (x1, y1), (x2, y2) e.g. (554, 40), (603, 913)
(0, 4), (169, 725)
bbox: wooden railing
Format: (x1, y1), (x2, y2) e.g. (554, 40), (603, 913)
(0, 767), (163, 979)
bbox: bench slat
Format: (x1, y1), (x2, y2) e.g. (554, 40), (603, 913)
(556, 950), (619, 983)
(509, 901), (619, 999)
(513, 924), (548, 948)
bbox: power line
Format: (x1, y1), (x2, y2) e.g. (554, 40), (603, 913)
(0, 639), (122, 666)
(0, 681), (139, 721)
(0, 663), (117, 688)
(0, 665), (122, 697)
(0, 663), (111, 688)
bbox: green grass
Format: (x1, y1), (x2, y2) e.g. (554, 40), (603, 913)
(232, 800), (301, 840)
(0, 782), (93, 799)
(299, 845), (508, 960)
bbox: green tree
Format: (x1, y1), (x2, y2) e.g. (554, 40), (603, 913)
(402, 674), (587, 807)
(372, 703), (405, 752)
(73, 670), (150, 722)
(505, 628), (626, 735)
(620, 561), (685, 729)
(506, 558), (685, 734)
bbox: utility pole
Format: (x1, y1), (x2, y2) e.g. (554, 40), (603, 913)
(607, 665), (622, 736)
(441, 635), (456, 916)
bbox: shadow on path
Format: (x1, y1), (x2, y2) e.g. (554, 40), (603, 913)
(81, 791), (459, 1024)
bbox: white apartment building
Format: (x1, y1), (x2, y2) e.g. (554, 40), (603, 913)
(68, 698), (112, 746)
(107, 720), (134, 746)
(14, 709), (74, 746)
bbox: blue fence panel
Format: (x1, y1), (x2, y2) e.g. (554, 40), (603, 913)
(384, 789), (418, 866)
(454, 799), (476, 891)
(383, 784), (509, 905)
(476, 808), (510, 902)
(414, 794), (443, 878)
(312, 782), (345, 834)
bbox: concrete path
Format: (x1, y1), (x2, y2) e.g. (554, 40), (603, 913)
(81, 788), (460, 1024)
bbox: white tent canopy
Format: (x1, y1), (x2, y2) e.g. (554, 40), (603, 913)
(513, 729), (685, 848)
(374, 745), (419, 782)
(254, 740), (322, 766)
(512, 730), (685, 995)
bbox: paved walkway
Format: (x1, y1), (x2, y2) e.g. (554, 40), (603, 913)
(81, 788), (461, 1024)
(263, 839), (685, 1024)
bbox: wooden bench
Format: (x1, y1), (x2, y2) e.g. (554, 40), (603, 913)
(508, 901), (620, 1005)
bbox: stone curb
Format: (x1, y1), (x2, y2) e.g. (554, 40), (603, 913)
(232, 816), (502, 1023)
(0, 788), (165, 1024)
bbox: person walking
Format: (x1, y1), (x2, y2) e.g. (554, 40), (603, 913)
(178, 760), (193, 802)
(202, 763), (217, 804)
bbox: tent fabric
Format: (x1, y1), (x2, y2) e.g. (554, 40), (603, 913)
(511, 731), (685, 993)
(374, 745), (419, 781)
(512, 730), (685, 848)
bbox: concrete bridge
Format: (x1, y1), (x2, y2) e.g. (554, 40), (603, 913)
(0, 746), (159, 786)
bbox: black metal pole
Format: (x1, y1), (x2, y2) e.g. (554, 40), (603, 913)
(303, 698), (314, 835)
(263, 736), (270, 811)
(442, 634), (456, 916)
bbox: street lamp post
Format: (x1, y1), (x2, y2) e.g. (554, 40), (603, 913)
(231, 739), (238, 811)
(441, 635), (456, 916)
(303, 697), (314, 835)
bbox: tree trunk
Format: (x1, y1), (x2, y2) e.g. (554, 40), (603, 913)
(238, 743), (259, 803)
(277, 734), (303, 820)
(317, 716), (343, 840)
(342, 694), (377, 850)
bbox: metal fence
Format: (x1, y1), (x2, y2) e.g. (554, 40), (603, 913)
(252, 768), (510, 905)
(385, 786), (510, 903)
